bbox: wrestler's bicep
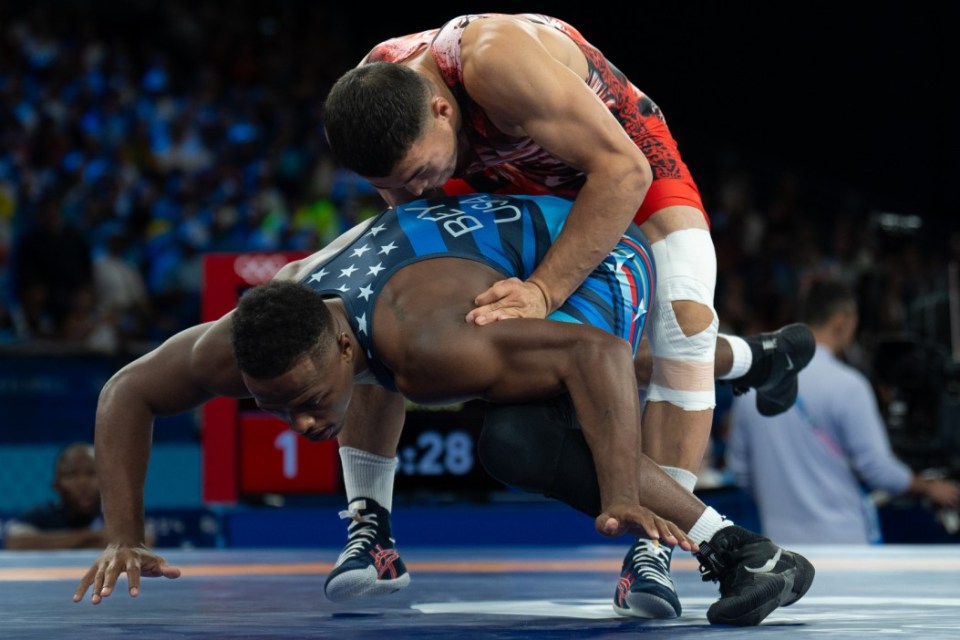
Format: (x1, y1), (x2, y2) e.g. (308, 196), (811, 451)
(461, 321), (576, 403)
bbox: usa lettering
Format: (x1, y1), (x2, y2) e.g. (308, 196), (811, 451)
(442, 215), (483, 238)
(406, 201), (522, 238)
(458, 195), (523, 224)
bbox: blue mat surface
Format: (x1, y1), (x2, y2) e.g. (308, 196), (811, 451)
(3, 544), (959, 639)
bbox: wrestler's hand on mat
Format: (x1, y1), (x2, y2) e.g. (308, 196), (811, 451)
(73, 543), (181, 604)
(466, 277), (549, 325)
(596, 504), (698, 552)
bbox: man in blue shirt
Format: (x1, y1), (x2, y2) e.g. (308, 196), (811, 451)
(4, 443), (104, 550)
(727, 278), (960, 544)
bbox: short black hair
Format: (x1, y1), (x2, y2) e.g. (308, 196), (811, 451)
(800, 279), (857, 327)
(231, 281), (336, 379)
(55, 442), (94, 474)
(322, 62), (432, 177)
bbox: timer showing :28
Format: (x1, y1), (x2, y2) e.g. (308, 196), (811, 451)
(398, 430), (474, 476)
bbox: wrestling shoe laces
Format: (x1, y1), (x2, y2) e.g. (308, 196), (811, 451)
(334, 504), (380, 566)
(613, 538), (681, 619)
(323, 498), (410, 602)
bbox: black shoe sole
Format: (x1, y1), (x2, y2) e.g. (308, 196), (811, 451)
(706, 551), (815, 626)
(706, 573), (786, 626)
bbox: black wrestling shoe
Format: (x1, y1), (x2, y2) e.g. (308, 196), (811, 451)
(729, 323), (815, 416)
(323, 498), (410, 602)
(696, 525), (815, 626)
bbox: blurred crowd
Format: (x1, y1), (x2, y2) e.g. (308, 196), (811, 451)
(0, 1), (381, 351)
(1, 3), (956, 411)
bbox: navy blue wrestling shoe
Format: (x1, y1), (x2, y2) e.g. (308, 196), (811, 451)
(323, 498), (410, 602)
(613, 537), (682, 619)
(696, 525), (815, 626)
(730, 323), (815, 416)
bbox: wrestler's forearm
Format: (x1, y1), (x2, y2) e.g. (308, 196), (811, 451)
(93, 323), (229, 544)
(94, 374), (154, 546)
(528, 175), (648, 312)
(566, 340), (643, 511)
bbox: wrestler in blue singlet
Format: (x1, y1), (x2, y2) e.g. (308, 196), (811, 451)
(300, 193), (655, 389)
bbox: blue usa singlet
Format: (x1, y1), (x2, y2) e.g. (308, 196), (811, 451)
(300, 193), (655, 390)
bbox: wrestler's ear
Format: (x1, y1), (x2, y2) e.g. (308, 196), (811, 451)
(337, 331), (354, 361)
(432, 95), (454, 121)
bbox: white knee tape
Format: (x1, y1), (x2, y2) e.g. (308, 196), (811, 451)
(650, 229), (717, 305)
(646, 229), (718, 411)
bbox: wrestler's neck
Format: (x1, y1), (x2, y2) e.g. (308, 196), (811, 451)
(408, 59), (463, 142)
(325, 298), (370, 378)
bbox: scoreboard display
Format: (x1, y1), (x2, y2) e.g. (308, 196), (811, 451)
(236, 412), (340, 495)
(200, 253), (503, 504)
(395, 400), (503, 496)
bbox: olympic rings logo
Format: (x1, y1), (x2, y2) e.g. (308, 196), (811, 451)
(233, 254), (291, 284)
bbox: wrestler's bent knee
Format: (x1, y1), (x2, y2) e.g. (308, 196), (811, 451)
(646, 229), (718, 411)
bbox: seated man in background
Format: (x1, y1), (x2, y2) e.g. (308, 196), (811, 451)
(4, 442), (104, 550)
(73, 193), (814, 626)
(727, 278), (960, 544)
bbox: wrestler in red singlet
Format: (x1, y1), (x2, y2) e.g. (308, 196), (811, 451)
(363, 13), (705, 226)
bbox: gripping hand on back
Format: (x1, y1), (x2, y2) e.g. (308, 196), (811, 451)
(466, 278), (550, 325)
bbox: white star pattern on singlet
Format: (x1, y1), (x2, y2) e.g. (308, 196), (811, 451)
(307, 225), (403, 335)
(633, 299), (646, 322)
(304, 228), (404, 335)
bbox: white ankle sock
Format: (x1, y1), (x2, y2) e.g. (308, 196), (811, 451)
(718, 334), (752, 379)
(687, 507), (734, 545)
(339, 446), (397, 512)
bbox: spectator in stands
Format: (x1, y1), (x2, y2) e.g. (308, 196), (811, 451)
(4, 442), (105, 550)
(9, 194), (94, 340)
(92, 225), (153, 351)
